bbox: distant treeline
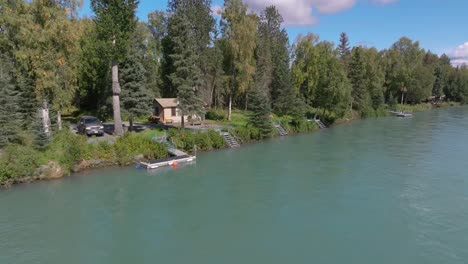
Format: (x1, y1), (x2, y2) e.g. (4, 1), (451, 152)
(1, 0), (468, 147)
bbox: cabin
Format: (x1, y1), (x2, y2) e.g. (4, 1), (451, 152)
(152, 98), (202, 125)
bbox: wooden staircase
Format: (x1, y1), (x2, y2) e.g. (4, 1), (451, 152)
(220, 132), (240, 148)
(274, 124), (288, 136)
(315, 119), (327, 129)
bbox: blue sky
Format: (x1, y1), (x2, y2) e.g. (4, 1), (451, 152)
(81, 0), (468, 65)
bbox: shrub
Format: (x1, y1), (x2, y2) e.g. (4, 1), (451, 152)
(82, 141), (116, 161)
(0, 145), (41, 181)
(206, 130), (226, 149)
(114, 133), (167, 165)
(46, 130), (88, 170)
(195, 132), (212, 151)
(168, 129), (227, 152)
(205, 109), (227, 121)
(232, 125), (261, 142)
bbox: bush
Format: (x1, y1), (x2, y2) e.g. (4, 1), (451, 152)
(195, 132), (212, 150)
(0, 145), (42, 182)
(114, 133), (167, 165)
(205, 109), (227, 121)
(361, 105), (389, 118)
(206, 130), (226, 149)
(231, 125), (261, 142)
(168, 129), (226, 152)
(82, 141), (116, 161)
(45, 130), (88, 170)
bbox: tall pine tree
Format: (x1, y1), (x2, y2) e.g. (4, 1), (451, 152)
(338, 32), (351, 69)
(120, 51), (152, 131)
(349, 47), (368, 111)
(167, 2), (205, 127)
(249, 88), (272, 139)
(0, 54), (22, 147)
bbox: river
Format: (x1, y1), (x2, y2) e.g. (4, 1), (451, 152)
(1, 106), (468, 264)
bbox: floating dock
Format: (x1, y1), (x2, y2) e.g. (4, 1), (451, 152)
(139, 145), (196, 170)
(389, 111), (413, 117)
(139, 155), (196, 170)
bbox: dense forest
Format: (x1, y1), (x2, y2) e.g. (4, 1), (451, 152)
(1, 0), (468, 147)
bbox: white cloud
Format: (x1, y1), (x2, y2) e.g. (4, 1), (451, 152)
(211, 4), (223, 17)
(449, 42), (468, 67)
(239, 0), (397, 26)
(372, 0), (398, 4)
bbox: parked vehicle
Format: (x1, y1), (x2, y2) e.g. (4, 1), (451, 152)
(77, 116), (104, 136)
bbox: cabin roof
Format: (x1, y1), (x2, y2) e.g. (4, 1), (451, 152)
(154, 98), (178, 108)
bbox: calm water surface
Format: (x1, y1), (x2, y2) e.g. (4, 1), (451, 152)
(1, 107), (468, 264)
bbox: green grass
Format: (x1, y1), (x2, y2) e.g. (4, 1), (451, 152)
(138, 128), (167, 140)
(205, 109), (251, 128)
(396, 103), (433, 112)
(396, 102), (459, 112)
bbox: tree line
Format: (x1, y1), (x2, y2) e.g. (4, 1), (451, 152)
(1, 0), (468, 147)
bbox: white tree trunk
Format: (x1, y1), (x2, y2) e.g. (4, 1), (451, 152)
(228, 94), (232, 121)
(57, 110), (62, 131)
(112, 61), (124, 136)
(42, 101), (51, 136)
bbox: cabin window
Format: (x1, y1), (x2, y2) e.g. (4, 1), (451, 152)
(171, 107), (176, 116)
(155, 107), (160, 116)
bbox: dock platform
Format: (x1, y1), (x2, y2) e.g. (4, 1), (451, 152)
(139, 155), (196, 170)
(168, 148), (188, 157)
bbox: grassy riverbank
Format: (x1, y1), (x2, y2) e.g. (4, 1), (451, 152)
(0, 102), (459, 188)
(0, 129), (227, 187)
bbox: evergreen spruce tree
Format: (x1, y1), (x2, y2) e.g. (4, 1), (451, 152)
(120, 51), (152, 131)
(349, 47), (368, 111)
(32, 109), (50, 150)
(0, 55), (22, 147)
(249, 88), (272, 139)
(253, 6), (296, 115)
(168, 8), (204, 127)
(433, 54), (451, 98)
(338, 32), (351, 68)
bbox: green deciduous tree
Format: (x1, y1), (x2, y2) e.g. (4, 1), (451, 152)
(292, 35), (351, 117)
(385, 37), (434, 104)
(222, 0), (258, 120)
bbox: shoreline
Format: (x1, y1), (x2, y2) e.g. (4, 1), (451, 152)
(0, 102), (459, 189)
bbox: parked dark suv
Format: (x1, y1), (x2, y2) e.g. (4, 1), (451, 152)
(77, 116), (104, 136)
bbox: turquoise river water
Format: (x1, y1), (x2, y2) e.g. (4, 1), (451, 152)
(1, 106), (468, 264)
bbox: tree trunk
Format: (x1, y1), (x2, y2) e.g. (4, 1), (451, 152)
(401, 92), (404, 105)
(57, 110), (62, 131)
(112, 61), (124, 136)
(181, 110), (185, 128)
(129, 117), (134, 132)
(209, 77), (217, 109)
(228, 94), (232, 121)
(245, 92), (248, 111)
(42, 100), (51, 136)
